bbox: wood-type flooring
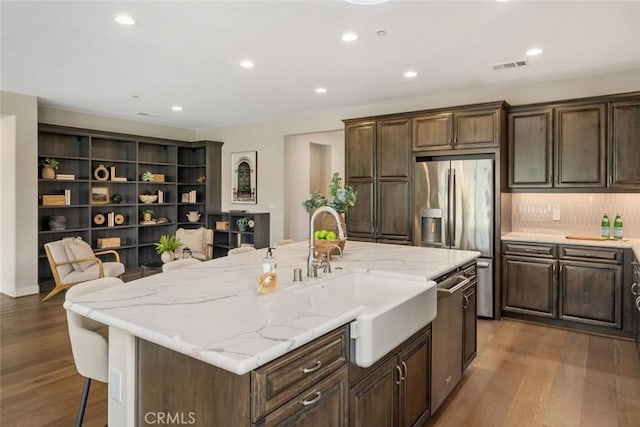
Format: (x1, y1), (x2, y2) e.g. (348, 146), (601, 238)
(1, 293), (639, 426)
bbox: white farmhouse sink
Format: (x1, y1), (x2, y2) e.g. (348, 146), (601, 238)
(294, 272), (437, 368)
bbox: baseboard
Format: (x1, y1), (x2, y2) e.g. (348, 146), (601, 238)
(0, 284), (40, 298)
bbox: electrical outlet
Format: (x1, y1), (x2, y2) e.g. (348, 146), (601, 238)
(553, 209), (561, 221)
(110, 369), (123, 402)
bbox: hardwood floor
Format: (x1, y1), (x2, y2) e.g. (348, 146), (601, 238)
(1, 293), (639, 427)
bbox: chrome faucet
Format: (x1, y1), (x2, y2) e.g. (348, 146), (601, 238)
(320, 244), (343, 274)
(307, 206), (346, 277)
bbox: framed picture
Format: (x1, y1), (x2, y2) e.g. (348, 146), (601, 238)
(231, 151), (257, 204)
(91, 186), (110, 205)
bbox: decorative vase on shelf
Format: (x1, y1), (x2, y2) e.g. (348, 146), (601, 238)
(160, 251), (175, 263)
(41, 166), (55, 179)
(48, 215), (67, 231)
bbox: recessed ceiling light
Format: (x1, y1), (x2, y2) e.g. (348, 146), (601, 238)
(404, 71), (418, 78)
(114, 14), (136, 26)
(172, 106), (183, 112)
(345, 0), (389, 4)
(240, 60), (255, 68)
(315, 87), (327, 94)
(526, 47), (543, 56)
(341, 32), (359, 42)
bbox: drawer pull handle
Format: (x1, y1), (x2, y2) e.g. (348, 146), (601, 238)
(301, 391), (322, 407)
(401, 361), (408, 381)
(463, 295), (469, 309)
(395, 365), (402, 385)
(632, 282), (639, 296)
(301, 360), (322, 374)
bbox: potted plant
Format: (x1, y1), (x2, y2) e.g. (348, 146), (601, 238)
(303, 172), (357, 215)
(141, 209), (154, 222)
(40, 158), (59, 179)
(154, 234), (182, 263)
(142, 171), (155, 182)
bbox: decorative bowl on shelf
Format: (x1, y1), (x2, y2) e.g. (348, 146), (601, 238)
(139, 194), (158, 204)
(314, 239), (346, 258)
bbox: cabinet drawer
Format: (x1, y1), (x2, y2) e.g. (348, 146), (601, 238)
(503, 242), (556, 258)
(559, 245), (622, 264)
(252, 326), (349, 421)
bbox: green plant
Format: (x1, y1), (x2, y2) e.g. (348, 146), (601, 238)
(154, 234), (181, 254)
(303, 172), (357, 214)
(142, 171), (154, 182)
(40, 158), (59, 169)
(141, 209), (154, 215)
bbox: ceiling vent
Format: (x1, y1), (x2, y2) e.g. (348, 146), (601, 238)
(136, 111), (158, 117)
(491, 60), (528, 71)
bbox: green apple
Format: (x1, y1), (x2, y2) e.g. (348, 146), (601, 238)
(314, 230), (321, 240)
(326, 231), (337, 240)
(318, 230), (328, 240)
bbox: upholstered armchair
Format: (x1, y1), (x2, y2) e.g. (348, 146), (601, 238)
(43, 237), (125, 301)
(175, 227), (214, 261)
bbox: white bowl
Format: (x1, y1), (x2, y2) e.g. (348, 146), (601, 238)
(139, 194), (158, 204)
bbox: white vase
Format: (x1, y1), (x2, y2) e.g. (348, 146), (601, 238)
(161, 252), (174, 263)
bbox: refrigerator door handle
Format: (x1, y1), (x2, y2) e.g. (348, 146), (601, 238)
(445, 168), (451, 247)
(451, 168), (456, 247)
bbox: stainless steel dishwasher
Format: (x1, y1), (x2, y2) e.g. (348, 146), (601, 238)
(431, 267), (472, 414)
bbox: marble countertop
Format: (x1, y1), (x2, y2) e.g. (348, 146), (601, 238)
(501, 232), (640, 260)
(64, 241), (479, 375)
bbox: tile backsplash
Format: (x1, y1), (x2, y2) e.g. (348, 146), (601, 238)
(510, 193), (640, 238)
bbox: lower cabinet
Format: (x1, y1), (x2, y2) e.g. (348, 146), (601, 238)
(559, 261), (622, 328)
(349, 328), (431, 427)
(503, 255), (557, 318)
(462, 282), (477, 370)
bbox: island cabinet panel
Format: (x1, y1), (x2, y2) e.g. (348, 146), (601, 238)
(609, 100), (640, 188)
(349, 327), (431, 427)
(508, 109), (554, 188)
(256, 367), (349, 427)
(559, 261), (622, 328)
(503, 256), (557, 318)
(137, 338), (251, 427)
(554, 103), (607, 188)
(252, 326), (349, 421)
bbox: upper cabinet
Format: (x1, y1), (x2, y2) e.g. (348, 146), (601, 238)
(345, 118), (412, 244)
(413, 103), (506, 152)
(609, 100), (640, 188)
(554, 103), (606, 188)
(508, 93), (640, 191)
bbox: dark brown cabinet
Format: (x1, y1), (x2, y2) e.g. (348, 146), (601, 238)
(555, 103), (606, 188)
(413, 105), (504, 152)
(503, 255), (557, 318)
(345, 118), (412, 244)
(462, 282), (477, 371)
(508, 108), (553, 188)
(609, 100), (640, 188)
(350, 328), (431, 427)
(558, 245), (623, 329)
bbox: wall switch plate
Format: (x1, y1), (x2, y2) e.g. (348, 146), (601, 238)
(110, 369), (123, 402)
(553, 209), (561, 221)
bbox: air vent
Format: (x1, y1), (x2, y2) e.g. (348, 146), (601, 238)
(491, 60), (528, 71)
(136, 112), (158, 117)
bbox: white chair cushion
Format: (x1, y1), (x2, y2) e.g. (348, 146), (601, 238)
(62, 262), (125, 284)
(176, 227), (205, 256)
(46, 240), (74, 278)
(64, 237), (97, 272)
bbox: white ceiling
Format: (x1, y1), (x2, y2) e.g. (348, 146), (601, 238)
(2, 1), (639, 130)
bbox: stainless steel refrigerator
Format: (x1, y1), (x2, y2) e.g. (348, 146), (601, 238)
(413, 155), (494, 318)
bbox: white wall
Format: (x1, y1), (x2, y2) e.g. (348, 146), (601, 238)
(1, 91), (39, 297)
(197, 69), (640, 243)
(283, 131), (344, 242)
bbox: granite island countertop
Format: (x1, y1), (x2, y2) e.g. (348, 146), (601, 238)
(64, 240), (479, 375)
(501, 232), (640, 260)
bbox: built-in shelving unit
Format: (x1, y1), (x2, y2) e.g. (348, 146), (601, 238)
(207, 212), (270, 258)
(37, 124), (223, 289)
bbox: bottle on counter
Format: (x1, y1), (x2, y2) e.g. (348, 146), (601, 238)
(601, 212), (611, 239)
(613, 213), (623, 240)
(262, 247), (277, 273)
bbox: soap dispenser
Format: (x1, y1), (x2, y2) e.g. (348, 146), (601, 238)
(262, 247), (277, 273)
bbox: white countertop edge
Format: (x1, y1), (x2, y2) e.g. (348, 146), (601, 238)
(501, 232), (640, 260)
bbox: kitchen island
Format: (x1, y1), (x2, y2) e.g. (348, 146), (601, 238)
(65, 241), (479, 426)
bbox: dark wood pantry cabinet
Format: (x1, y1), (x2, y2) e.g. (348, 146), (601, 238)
(344, 118), (412, 244)
(608, 99), (640, 188)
